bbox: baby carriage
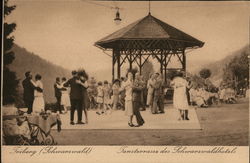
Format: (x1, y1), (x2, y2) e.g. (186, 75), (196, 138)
(3, 109), (57, 145)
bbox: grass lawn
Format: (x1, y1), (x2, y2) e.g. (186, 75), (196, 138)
(51, 98), (249, 145)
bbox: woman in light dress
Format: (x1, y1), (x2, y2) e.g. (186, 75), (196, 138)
(189, 87), (197, 106)
(121, 71), (134, 127)
(146, 74), (155, 108)
(224, 87), (237, 104)
(219, 86), (226, 103)
(61, 77), (70, 113)
(32, 74), (45, 114)
(103, 81), (112, 114)
(96, 82), (104, 115)
(171, 72), (190, 121)
(192, 87), (208, 107)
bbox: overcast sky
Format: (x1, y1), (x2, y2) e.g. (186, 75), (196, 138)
(6, 0), (250, 79)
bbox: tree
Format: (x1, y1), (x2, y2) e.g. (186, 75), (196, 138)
(221, 48), (249, 90)
(141, 60), (154, 81)
(199, 68), (211, 79)
(3, 0), (19, 103)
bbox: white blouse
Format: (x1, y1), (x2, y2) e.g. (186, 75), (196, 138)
(34, 80), (43, 97)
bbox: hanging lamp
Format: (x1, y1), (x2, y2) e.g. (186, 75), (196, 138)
(114, 7), (121, 25)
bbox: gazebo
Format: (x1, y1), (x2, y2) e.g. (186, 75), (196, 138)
(95, 13), (204, 81)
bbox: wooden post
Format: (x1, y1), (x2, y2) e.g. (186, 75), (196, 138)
(182, 49), (186, 72)
(129, 54), (132, 70)
(160, 54), (163, 74)
(164, 55), (167, 82)
(139, 54), (142, 75)
(117, 50), (121, 79)
(112, 50), (115, 82)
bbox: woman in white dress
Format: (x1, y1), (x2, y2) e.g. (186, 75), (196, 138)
(171, 72), (189, 120)
(32, 74), (45, 113)
(121, 71), (134, 127)
(194, 87), (208, 107)
(146, 74), (155, 107)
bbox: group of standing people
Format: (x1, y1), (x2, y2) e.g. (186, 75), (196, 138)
(21, 69), (193, 127)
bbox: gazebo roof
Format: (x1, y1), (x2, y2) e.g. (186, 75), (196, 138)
(95, 13), (204, 49)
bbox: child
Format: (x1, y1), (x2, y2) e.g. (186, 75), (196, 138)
(96, 81), (104, 115)
(103, 81), (112, 114)
(112, 79), (121, 111)
(61, 77), (70, 113)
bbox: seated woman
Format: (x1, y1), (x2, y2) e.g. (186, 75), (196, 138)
(2, 96), (31, 145)
(189, 87), (197, 106)
(225, 87), (237, 104)
(209, 87), (220, 105)
(219, 86), (226, 103)
(193, 87), (208, 108)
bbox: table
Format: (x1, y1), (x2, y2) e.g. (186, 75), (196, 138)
(27, 113), (61, 145)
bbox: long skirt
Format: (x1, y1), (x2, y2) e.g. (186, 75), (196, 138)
(113, 95), (119, 109)
(146, 93), (153, 106)
(173, 87), (189, 110)
(33, 96), (45, 113)
(82, 90), (90, 110)
(146, 88), (154, 105)
(125, 100), (133, 116)
(61, 93), (71, 107)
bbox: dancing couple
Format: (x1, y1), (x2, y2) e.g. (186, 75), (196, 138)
(22, 71), (45, 114)
(122, 69), (145, 127)
(63, 70), (89, 125)
(147, 73), (165, 114)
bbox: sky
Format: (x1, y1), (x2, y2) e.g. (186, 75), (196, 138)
(6, 0), (250, 80)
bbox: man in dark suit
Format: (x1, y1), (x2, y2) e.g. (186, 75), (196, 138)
(22, 71), (35, 114)
(64, 70), (84, 125)
(54, 77), (62, 114)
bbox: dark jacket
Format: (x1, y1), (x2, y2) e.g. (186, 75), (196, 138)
(22, 78), (35, 101)
(132, 80), (144, 102)
(64, 77), (82, 100)
(54, 82), (62, 98)
(153, 80), (164, 97)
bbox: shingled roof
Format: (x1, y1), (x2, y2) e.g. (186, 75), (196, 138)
(95, 13), (204, 49)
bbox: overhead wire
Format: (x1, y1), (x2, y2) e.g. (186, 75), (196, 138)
(81, 1), (247, 10)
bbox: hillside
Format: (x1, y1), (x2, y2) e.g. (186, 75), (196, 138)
(192, 45), (249, 86)
(9, 44), (71, 103)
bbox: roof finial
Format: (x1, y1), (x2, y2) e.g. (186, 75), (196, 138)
(148, 0), (151, 15)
